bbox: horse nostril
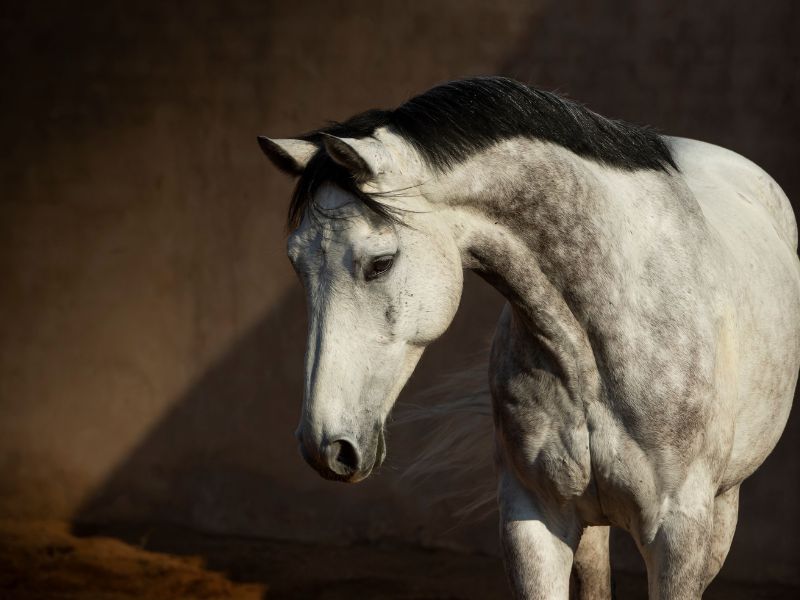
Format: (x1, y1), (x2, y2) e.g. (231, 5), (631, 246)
(325, 439), (361, 476)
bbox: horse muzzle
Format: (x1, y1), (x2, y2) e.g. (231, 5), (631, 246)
(296, 427), (386, 483)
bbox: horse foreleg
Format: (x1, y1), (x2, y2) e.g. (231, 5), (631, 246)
(703, 484), (740, 590)
(570, 526), (612, 600)
(639, 468), (715, 600)
(499, 470), (580, 600)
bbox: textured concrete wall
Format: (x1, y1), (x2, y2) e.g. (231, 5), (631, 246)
(1, 0), (798, 585)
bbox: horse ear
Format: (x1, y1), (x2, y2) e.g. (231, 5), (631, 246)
(321, 134), (379, 182)
(257, 137), (317, 176)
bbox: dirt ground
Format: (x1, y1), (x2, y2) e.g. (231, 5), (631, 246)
(1, 520), (797, 599)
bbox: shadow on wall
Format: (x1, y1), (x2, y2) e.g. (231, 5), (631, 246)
(71, 284), (310, 540)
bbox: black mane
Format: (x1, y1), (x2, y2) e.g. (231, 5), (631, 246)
(289, 76), (676, 228)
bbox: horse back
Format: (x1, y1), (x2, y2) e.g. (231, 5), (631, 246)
(667, 136), (798, 250)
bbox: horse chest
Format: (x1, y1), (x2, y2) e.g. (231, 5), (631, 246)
(490, 353), (669, 531)
(489, 339), (594, 503)
(488, 310), (668, 530)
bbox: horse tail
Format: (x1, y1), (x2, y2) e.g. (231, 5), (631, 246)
(393, 358), (496, 519)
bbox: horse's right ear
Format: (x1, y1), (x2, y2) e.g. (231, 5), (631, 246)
(257, 137), (317, 176)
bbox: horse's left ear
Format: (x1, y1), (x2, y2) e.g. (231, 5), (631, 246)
(321, 134), (385, 182)
(257, 137), (317, 176)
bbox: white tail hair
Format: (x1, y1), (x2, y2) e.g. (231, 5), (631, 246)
(393, 358), (497, 520)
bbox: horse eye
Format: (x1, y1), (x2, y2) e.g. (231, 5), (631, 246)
(366, 256), (394, 280)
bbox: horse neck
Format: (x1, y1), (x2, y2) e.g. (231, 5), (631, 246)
(437, 139), (666, 401)
(440, 139), (610, 305)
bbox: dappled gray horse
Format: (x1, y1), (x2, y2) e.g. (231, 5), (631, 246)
(257, 77), (800, 599)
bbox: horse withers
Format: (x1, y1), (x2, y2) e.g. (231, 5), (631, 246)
(258, 77), (800, 599)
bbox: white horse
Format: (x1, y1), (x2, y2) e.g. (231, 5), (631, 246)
(257, 77), (800, 599)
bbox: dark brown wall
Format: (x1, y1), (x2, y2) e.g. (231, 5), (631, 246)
(1, 0), (798, 585)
